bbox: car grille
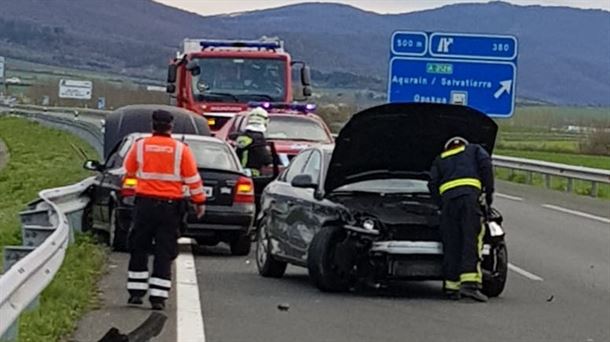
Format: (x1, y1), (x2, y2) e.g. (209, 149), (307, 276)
(387, 224), (441, 242)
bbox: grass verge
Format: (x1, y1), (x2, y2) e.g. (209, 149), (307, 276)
(495, 148), (610, 170)
(19, 234), (106, 341)
(0, 117), (106, 341)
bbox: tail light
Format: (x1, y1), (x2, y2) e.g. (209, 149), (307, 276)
(234, 176), (254, 203)
(121, 177), (137, 197)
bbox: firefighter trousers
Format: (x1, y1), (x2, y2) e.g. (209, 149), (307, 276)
(127, 196), (181, 303)
(440, 193), (485, 291)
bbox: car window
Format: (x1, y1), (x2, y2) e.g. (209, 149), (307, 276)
(302, 150), (322, 184)
(284, 151), (311, 183)
(187, 140), (240, 171)
(105, 137), (134, 169)
(241, 116), (330, 142)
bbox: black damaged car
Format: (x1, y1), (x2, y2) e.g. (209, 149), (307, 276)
(255, 103), (508, 297)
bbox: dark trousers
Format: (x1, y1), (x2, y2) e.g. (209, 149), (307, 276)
(440, 193), (485, 290)
(127, 197), (180, 303)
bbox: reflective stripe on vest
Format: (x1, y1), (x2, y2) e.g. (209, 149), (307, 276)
(441, 146), (465, 159)
(439, 177), (482, 195)
(135, 139), (184, 182)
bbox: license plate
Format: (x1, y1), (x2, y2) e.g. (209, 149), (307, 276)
(204, 186), (214, 197)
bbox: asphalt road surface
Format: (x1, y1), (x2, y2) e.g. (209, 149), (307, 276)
(73, 180), (609, 342)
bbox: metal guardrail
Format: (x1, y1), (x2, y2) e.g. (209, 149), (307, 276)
(492, 155), (610, 197)
(0, 177), (95, 339)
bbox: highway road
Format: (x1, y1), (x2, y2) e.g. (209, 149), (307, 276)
(72, 180), (609, 342)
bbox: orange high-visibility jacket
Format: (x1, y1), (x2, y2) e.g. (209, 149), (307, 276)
(123, 134), (205, 204)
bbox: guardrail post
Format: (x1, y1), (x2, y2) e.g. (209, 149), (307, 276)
(591, 182), (598, 197)
(544, 174), (551, 189)
(526, 171), (533, 185)
(566, 178), (574, 193)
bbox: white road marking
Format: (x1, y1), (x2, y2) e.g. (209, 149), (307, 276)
(496, 193), (523, 201)
(508, 263), (544, 281)
(542, 204), (610, 224)
(176, 238), (206, 342)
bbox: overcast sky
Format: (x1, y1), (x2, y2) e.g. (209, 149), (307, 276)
(154, 0), (610, 16)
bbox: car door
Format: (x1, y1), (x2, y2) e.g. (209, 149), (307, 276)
(265, 150), (311, 261)
(286, 150), (322, 260)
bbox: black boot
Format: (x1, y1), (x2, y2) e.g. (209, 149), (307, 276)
(151, 301), (165, 311)
(444, 290), (461, 301)
(460, 283), (488, 302)
(128, 296), (143, 305)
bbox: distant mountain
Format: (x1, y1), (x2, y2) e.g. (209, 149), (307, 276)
(0, 0), (609, 105)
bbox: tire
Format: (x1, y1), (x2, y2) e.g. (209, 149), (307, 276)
(81, 204), (93, 233)
(256, 217), (287, 278)
(307, 226), (351, 292)
(230, 233), (252, 256)
(482, 241), (508, 297)
(110, 208), (129, 252)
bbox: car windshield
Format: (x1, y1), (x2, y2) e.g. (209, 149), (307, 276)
(334, 179), (430, 194)
(186, 140), (240, 171)
(191, 57), (286, 103)
(262, 116), (330, 142)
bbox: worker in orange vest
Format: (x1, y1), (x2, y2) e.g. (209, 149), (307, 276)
(123, 109), (206, 310)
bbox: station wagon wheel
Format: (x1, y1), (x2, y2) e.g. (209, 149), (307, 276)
(110, 207), (129, 252)
(256, 216), (287, 278)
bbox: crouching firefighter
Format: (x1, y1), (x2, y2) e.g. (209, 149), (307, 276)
(428, 136), (494, 302)
(123, 109), (206, 310)
(235, 107), (273, 176)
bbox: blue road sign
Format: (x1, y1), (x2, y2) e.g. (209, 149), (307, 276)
(388, 31), (518, 118)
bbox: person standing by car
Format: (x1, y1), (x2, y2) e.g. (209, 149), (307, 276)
(428, 136), (494, 302)
(235, 107), (273, 176)
(123, 109), (206, 310)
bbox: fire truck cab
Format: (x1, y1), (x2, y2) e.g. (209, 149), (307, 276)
(166, 37), (312, 132)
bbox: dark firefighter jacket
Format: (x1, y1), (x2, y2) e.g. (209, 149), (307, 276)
(428, 144), (494, 206)
(235, 130), (272, 171)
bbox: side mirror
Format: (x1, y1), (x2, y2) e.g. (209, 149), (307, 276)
(303, 85), (312, 98)
(291, 174), (317, 189)
(83, 160), (103, 172)
(167, 64), (177, 83)
(166, 84), (176, 94)
(300, 65), (311, 86)
(186, 60), (201, 76)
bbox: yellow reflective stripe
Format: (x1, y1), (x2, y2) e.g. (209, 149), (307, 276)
(439, 178), (481, 194)
(441, 146), (465, 159)
(241, 150), (249, 168)
(460, 272), (481, 283)
(444, 280), (461, 290)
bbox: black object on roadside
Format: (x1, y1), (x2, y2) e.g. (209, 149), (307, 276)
(97, 312), (167, 342)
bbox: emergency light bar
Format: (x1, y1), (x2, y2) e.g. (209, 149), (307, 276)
(199, 39), (283, 51)
(248, 101), (317, 113)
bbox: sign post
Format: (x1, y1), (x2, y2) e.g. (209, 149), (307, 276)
(388, 31), (518, 118)
(0, 56), (5, 95)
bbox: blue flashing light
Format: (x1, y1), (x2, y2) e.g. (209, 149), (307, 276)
(247, 101), (317, 113)
(200, 40), (282, 51)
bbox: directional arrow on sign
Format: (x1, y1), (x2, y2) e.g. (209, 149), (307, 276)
(494, 80), (513, 99)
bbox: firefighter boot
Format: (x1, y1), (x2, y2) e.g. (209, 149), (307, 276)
(460, 283), (488, 302)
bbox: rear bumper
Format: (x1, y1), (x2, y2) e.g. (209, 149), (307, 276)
(184, 204), (255, 237)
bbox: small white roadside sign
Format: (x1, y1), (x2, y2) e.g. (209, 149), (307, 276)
(58, 79), (93, 100)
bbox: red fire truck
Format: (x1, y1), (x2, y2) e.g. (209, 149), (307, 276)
(166, 37), (312, 132)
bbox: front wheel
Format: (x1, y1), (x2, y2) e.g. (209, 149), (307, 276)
(110, 208), (129, 252)
(256, 217), (287, 278)
(307, 226), (352, 292)
(482, 241), (508, 297)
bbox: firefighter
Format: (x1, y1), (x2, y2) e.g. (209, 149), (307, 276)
(428, 136), (494, 302)
(235, 107), (273, 176)
(123, 109), (206, 310)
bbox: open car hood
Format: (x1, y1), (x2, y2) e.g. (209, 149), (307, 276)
(324, 103), (498, 193)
